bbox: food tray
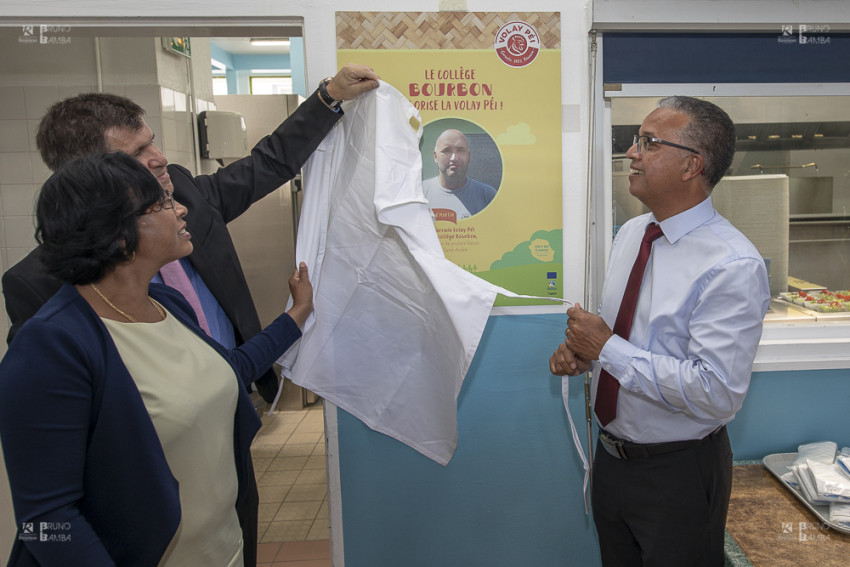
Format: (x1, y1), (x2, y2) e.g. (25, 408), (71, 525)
(763, 452), (850, 534)
(776, 290), (850, 314)
(773, 298), (850, 319)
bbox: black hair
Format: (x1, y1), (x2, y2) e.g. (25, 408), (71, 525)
(35, 152), (164, 285)
(657, 96), (736, 187)
(36, 93), (146, 171)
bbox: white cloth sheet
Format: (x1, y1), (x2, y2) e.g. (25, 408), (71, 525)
(806, 459), (850, 503)
(789, 441), (841, 505)
(277, 82), (568, 465)
(792, 441), (837, 467)
(830, 449), (850, 527)
(838, 447), (850, 477)
(830, 501), (850, 528)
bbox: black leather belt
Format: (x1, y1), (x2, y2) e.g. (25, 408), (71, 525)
(599, 426), (725, 460)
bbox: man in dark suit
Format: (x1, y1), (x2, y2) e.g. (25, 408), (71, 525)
(1, 62), (378, 567)
(4, 63), (377, 378)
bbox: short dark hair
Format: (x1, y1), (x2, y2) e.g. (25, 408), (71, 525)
(657, 96), (736, 187)
(36, 93), (146, 171)
(36, 152), (164, 285)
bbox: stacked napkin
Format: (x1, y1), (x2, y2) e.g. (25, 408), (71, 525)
(787, 441), (850, 528)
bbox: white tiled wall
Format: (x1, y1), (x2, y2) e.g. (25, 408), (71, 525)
(0, 85), (52, 358)
(0, 37), (214, 353)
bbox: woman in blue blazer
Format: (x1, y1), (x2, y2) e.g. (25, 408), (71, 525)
(0, 153), (313, 566)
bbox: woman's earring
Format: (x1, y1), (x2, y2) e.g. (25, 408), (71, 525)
(128, 251), (136, 263)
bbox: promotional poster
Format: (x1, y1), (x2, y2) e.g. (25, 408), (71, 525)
(336, 12), (562, 306)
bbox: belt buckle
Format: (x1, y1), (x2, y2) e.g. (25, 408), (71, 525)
(600, 431), (629, 460)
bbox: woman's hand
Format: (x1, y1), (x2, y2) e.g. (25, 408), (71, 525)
(286, 262), (313, 329)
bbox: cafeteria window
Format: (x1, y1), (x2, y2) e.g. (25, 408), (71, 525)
(250, 75), (293, 95)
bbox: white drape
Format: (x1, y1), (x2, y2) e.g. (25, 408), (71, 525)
(278, 82), (563, 464)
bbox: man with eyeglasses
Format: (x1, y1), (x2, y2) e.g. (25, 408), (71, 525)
(550, 96), (770, 566)
(1, 62), (378, 567)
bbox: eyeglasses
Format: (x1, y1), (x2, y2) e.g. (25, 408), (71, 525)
(142, 192), (176, 215)
(632, 135), (700, 155)
(160, 192), (176, 211)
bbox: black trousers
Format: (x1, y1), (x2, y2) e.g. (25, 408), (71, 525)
(238, 457), (260, 567)
(591, 427), (732, 567)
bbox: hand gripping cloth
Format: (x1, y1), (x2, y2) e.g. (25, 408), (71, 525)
(279, 82), (524, 464)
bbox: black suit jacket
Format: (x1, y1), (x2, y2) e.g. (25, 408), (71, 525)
(2, 92), (340, 358)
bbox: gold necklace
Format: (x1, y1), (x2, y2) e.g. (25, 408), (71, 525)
(90, 283), (165, 323)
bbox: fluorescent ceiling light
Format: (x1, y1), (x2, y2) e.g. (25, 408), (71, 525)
(250, 39), (290, 47)
(251, 69), (292, 74)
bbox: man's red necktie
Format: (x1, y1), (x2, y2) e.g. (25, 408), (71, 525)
(594, 222), (664, 427)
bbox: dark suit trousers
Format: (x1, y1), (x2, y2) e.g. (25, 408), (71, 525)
(239, 458), (260, 567)
(591, 427), (732, 567)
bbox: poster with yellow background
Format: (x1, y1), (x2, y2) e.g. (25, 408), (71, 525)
(337, 13), (562, 306)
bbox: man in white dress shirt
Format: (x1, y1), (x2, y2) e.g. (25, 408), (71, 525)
(550, 96), (770, 567)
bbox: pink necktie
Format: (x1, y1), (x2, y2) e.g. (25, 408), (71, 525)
(158, 260), (211, 335)
(595, 222), (664, 427)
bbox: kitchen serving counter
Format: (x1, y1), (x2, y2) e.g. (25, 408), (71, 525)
(724, 462), (850, 567)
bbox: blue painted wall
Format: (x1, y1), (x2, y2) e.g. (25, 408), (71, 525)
(337, 313), (850, 566)
(290, 38), (306, 98)
(728, 368), (850, 460)
(338, 313), (599, 567)
(209, 41), (304, 95)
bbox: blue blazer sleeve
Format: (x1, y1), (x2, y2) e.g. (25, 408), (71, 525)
(0, 318), (116, 566)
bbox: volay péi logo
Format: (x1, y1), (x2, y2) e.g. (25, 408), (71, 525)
(494, 21), (541, 68)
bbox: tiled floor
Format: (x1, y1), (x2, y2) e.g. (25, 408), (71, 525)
(251, 399), (331, 566)
(257, 540), (331, 567)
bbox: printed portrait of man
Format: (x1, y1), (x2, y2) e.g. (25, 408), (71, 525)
(421, 120), (501, 221)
